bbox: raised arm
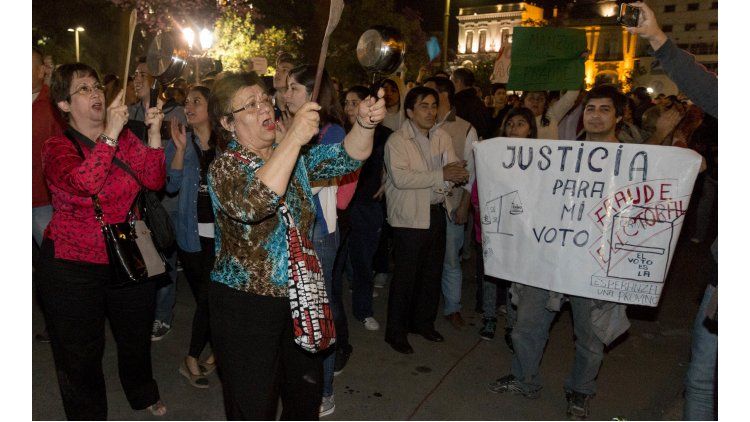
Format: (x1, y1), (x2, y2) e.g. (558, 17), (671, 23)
(628, 1), (717, 117)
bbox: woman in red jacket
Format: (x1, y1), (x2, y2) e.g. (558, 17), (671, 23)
(38, 63), (167, 419)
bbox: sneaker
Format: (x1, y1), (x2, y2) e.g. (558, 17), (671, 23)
(488, 374), (540, 399)
(373, 273), (388, 288)
(363, 317), (380, 331)
(372, 289), (379, 298)
(565, 390), (592, 419)
(151, 321), (171, 341)
(319, 394), (335, 417)
(479, 318), (497, 340)
(334, 345), (353, 376)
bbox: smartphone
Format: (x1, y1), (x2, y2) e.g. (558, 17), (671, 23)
(617, 3), (640, 27)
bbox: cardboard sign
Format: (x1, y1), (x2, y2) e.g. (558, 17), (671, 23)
(507, 27), (586, 91)
(475, 138), (702, 306)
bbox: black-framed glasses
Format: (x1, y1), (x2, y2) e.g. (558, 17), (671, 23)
(228, 94), (273, 116)
(70, 83), (104, 97)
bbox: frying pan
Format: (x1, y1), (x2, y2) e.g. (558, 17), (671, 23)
(357, 26), (405, 75)
(356, 26), (406, 96)
(146, 31), (189, 107)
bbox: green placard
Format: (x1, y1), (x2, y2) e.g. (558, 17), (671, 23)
(507, 27), (587, 91)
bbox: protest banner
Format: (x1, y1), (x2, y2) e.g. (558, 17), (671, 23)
(507, 27), (586, 91)
(474, 138), (702, 306)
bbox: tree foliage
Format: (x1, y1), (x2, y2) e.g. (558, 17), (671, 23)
(209, 9), (301, 73)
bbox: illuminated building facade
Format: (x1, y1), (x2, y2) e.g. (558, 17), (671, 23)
(453, 0), (718, 94)
(455, 2), (544, 68)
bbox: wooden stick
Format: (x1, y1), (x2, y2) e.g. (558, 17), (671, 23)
(311, 0), (344, 102)
(121, 9), (137, 105)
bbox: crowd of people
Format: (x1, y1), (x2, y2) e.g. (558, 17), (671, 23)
(32, 2), (717, 420)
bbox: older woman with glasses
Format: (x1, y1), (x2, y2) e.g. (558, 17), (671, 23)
(38, 63), (167, 419)
(206, 71), (385, 420)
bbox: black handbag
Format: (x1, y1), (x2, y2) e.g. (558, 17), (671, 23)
(95, 194), (167, 286)
(65, 130), (168, 287)
(64, 128), (176, 251)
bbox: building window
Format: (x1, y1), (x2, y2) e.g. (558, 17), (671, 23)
(687, 3), (699, 11)
(711, 2), (718, 9)
(662, 25), (673, 32)
(664, 5), (676, 12)
(709, 22), (718, 30)
(684, 23), (697, 31)
(478, 30), (487, 52)
(465, 31), (474, 53)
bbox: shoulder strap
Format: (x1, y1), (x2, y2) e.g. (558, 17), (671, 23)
(64, 128), (144, 188)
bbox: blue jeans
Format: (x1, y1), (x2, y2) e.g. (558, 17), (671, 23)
(348, 202), (383, 321)
(441, 216), (465, 315)
(511, 285), (604, 395)
(154, 249), (177, 325)
(684, 284), (718, 420)
(33, 205), (54, 247)
(312, 220), (340, 398)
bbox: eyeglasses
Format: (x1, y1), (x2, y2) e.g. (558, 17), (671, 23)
(70, 83), (104, 97)
(228, 94), (273, 115)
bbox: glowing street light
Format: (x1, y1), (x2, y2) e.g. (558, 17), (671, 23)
(182, 27), (195, 49)
(67, 26), (84, 62)
(199, 28), (214, 50)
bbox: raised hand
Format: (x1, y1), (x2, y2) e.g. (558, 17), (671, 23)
(103, 89), (129, 141)
(170, 116), (187, 152)
(284, 102), (321, 147)
(627, 2), (668, 50)
(357, 87), (386, 127)
(145, 98), (165, 136)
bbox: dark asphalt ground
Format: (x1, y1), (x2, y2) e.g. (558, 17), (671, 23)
(32, 211), (716, 420)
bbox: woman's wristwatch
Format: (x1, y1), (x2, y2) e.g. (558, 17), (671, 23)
(98, 133), (119, 148)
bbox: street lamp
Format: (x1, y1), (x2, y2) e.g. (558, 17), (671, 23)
(67, 26), (84, 62)
(199, 28), (213, 50)
(182, 27), (195, 49)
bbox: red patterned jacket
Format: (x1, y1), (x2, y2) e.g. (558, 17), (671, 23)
(42, 129), (165, 264)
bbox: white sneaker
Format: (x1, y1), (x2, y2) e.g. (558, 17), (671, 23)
(373, 273), (388, 288)
(363, 317), (380, 331)
(319, 394), (335, 417)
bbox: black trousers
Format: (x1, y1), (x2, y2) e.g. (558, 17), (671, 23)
(209, 282), (323, 420)
(385, 205), (447, 343)
(177, 237), (215, 358)
(37, 239), (160, 420)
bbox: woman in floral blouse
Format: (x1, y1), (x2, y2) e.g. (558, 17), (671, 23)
(206, 71), (385, 420)
(39, 63), (167, 419)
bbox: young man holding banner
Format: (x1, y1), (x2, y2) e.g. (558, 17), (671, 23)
(489, 85), (630, 419)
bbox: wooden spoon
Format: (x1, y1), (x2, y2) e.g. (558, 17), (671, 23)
(121, 9), (137, 105)
(311, 0), (344, 103)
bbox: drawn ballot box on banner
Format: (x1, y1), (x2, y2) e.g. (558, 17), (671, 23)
(606, 205), (677, 283)
(482, 191), (523, 236)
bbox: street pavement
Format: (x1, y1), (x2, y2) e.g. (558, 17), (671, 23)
(32, 231), (714, 420)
